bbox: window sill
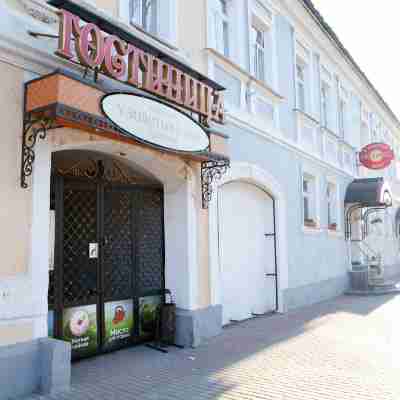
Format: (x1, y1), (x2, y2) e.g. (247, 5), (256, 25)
(129, 22), (179, 51)
(302, 225), (323, 235)
(321, 125), (340, 139)
(294, 109), (319, 127)
(327, 229), (343, 238)
(204, 47), (285, 103)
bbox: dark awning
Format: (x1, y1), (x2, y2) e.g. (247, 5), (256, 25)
(344, 178), (392, 207)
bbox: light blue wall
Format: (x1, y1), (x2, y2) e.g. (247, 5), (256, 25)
(275, 15), (297, 142)
(217, 122), (352, 294)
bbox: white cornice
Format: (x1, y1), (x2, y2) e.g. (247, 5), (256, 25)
(18, 0), (58, 25)
(222, 111), (356, 179)
(279, 0), (400, 135)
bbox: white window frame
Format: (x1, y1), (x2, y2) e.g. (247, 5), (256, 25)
(119, 0), (177, 45)
(129, 0), (159, 35)
(296, 59), (307, 113)
(251, 22), (266, 82)
(319, 65), (332, 129)
(295, 39), (313, 115)
(302, 171), (320, 230)
(338, 84), (349, 138)
(213, 0), (230, 58)
(326, 180), (340, 231)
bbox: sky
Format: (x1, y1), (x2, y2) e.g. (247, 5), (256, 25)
(311, 0), (400, 119)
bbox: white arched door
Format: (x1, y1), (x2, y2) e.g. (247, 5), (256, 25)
(218, 181), (276, 325)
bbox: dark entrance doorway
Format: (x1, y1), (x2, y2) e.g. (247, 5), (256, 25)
(48, 151), (165, 360)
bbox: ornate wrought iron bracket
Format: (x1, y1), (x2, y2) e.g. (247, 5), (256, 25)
(21, 115), (56, 189)
(201, 159), (230, 209)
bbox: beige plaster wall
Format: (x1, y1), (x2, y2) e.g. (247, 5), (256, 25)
(94, 0), (119, 18)
(0, 61), (31, 278)
(191, 162), (211, 309)
(0, 322), (34, 347)
(177, 0), (208, 74)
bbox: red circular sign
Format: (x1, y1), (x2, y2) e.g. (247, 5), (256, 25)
(359, 143), (394, 170)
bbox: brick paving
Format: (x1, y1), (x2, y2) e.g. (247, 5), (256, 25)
(29, 295), (400, 399)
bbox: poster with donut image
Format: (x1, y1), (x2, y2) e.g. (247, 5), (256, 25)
(63, 305), (98, 357)
(104, 300), (134, 348)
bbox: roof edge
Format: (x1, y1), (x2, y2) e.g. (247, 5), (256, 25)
(301, 0), (400, 130)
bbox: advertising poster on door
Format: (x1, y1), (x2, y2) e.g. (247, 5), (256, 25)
(48, 310), (54, 338)
(139, 296), (161, 337)
(104, 300), (134, 348)
(63, 305), (98, 357)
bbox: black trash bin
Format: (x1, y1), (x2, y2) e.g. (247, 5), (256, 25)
(160, 290), (176, 345)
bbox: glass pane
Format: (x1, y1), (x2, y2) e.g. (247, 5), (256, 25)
(303, 179), (308, 193)
(304, 197), (310, 221)
(296, 64), (304, 81)
(298, 83), (305, 111)
(219, 0), (228, 15)
(223, 21), (229, 57)
(131, 0), (142, 25)
(143, 0), (158, 34)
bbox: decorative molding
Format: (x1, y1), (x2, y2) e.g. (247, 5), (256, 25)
(56, 158), (148, 185)
(201, 159), (230, 209)
(21, 113), (57, 189)
(19, 0), (58, 24)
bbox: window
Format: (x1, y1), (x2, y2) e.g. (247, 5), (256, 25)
(321, 82), (330, 128)
(214, 0), (230, 57)
(251, 25), (265, 82)
(130, 0), (158, 35)
(338, 99), (346, 137)
(303, 174), (317, 227)
(296, 62), (306, 112)
(327, 182), (338, 230)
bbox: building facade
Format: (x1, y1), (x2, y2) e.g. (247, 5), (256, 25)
(0, 0), (399, 397)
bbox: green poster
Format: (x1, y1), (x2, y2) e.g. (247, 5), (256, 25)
(104, 300), (134, 347)
(63, 305), (98, 356)
(139, 296), (161, 337)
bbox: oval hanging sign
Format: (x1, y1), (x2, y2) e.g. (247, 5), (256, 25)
(101, 93), (210, 153)
(359, 143), (394, 170)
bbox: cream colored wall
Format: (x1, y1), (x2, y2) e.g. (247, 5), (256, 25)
(191, 162), (211, 309)
(178, 0), (213, 309)
(0, 61), (31, 278)
(0, 323), (34, 347)
(177, 0), (208, 74)
(94, 0), (119, 17)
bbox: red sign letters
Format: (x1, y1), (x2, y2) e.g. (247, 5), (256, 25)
(55, 10), (224, 124)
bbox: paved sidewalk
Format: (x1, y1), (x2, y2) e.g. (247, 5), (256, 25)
(30, 295), (400, 399)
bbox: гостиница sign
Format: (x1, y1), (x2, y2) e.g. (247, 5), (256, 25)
(55, 10), (224, 125)
(101, 93), (210, 152)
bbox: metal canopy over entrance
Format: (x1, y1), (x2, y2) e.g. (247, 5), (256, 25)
(344, 178), (392, 208)
(49, 151), (165, 360)
(22, 71), (230, 208)
(344, 178), (393, 241)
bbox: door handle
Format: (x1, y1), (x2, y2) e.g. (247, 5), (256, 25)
(89, 243), (99, 259)
(265, 273), (276, 277)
